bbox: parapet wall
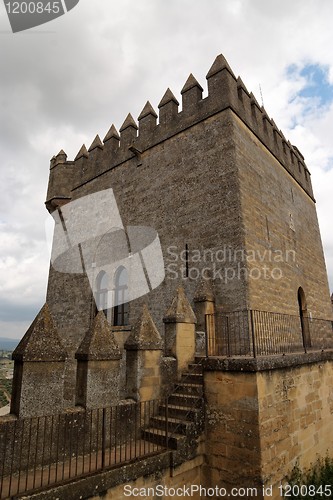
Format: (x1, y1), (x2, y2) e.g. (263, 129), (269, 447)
(46, 54), (313, 209)
(203, 353), (333, 499)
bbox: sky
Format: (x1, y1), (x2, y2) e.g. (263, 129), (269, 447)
(0, 0), (332, 340)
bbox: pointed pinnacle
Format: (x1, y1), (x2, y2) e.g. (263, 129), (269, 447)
(12, 304), (67, 362)
(164, 287), (197, 324)
(76, 310), (121, 361)
(158, 88), (179, 108)
(54, 149), (67, 165)
(138, 101), (158, 120)
(103, 124), (120, 143)
(237, 76), (249, 95)
(119, 113), (138, 132)
(74, 144), (89, 160)
(88, 134), (104, 152)
(194, 277), (215, 302)
(125, 304), (163, 350)
(250, 92), (260, 107)
(206, 54), (236, 79)
(181, 73), (203, 94)
(262, 110), (271, 124)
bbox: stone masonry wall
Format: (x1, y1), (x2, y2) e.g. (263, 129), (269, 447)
(45, 109), (247, 407)
(203, 357), (333, 500)
(88, 455), (204, 500)
(234, 115), (332, 319)
(258, 360), (333, 496)
(203, 370), (263, 495)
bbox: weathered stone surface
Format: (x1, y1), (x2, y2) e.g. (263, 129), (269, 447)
(13, 303), (67, 362)
(203, 358), (333, 498)
(74, 144), (89, 160)
(14, 451), (204, 500)
(125, 304), (163, 350)
(103, 123), (120, 143)
(138, 100), (158, 120)
(88, 134), (103, 152)
(181, 73), (203, 94)
(119, 112), (138, 132)
(158, 87), (179, 107)
(203, 350), (333, 372)
(236, 76), (250, 95)
(164, 287), (197, 324)
(55, 149), (67, 162)
(193, 277), (215, 303)
(75, 311), (121, 361)
(206, 53), (236, 79)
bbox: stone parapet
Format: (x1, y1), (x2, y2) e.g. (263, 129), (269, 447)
(46, 54), (313, 207)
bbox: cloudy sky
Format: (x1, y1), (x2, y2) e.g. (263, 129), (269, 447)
(0, 0), (332, 340)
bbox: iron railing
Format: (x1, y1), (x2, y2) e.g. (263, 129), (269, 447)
(205, 310), (333, 357)
(0, 399), (167, 499)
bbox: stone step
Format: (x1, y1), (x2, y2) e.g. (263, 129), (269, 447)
(168, 393), (202, 407)
(150, 415), (194, 435)
(159, 403), (201, 420)
(187, 363), (203, 373)
(174, 382), (203, 396)
(141, 427), (185, 449)
(180, 372), (204, 384)
(142, 358), (205, 453)
(195, 356), (205, 364)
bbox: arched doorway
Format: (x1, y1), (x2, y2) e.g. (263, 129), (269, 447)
(113, 266), (129, 326)
(298, 287), (311, 349)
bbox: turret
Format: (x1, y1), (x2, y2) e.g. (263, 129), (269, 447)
(45, 149), (73, 213)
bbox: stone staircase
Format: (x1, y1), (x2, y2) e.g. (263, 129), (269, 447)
(142, 358), (205, 454)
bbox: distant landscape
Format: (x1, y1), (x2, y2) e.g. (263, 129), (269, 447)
(0, 337), (20, 351)
(0, 345), (14, 410)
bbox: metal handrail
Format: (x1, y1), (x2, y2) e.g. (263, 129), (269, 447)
(205, 309), (333, 358)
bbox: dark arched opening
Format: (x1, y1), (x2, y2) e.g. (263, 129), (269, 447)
(113, 266), (129, 326)
(96, 270), (109, 316)
(298, 287), (311, 349)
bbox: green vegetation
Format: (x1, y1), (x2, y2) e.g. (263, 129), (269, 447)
(283, 457), (333, 499)
(0, 350), (13, 359)
(0, 355), (13, 408)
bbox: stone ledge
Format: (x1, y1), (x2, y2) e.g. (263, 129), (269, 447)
(19, 452), (172, 500)
(203, 350), (333, 372)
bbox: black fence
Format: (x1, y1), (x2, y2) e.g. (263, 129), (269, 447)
(205, 310), (333, 357)
(0, 400), (166, 499)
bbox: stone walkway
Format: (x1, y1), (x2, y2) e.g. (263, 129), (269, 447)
(0, 439), (165, 499)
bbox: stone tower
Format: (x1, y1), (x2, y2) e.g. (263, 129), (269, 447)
(11, 53), (332, 416)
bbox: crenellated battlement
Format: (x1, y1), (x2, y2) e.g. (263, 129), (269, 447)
(46, 54), (314, 210)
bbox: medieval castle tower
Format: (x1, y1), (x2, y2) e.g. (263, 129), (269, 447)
(1, 54), (333, 499)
